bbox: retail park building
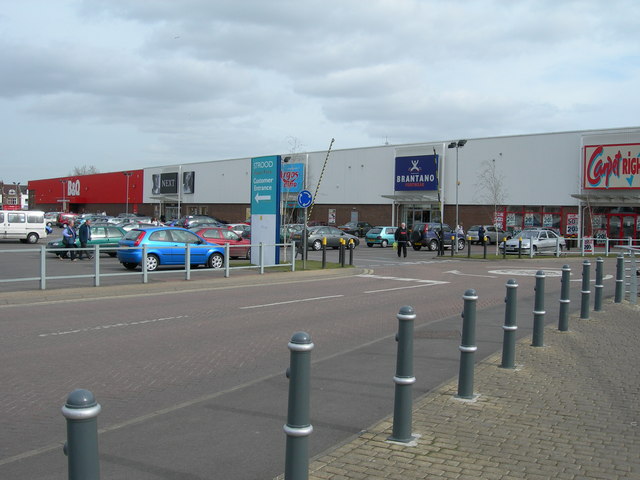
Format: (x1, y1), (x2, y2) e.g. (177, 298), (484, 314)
(27, 126), (640, 241)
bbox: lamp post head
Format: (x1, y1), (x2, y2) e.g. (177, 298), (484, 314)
(448, 142), (457, 149)
(457, 139), (467, 147)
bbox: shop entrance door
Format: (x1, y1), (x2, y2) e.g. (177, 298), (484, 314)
(607, 214), (637, 241)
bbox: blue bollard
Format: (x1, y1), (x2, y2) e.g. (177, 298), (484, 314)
(500, 279), (518, 369)
(62, 389), (101, 480)
(532, 271), (546, 347)
(594, 257), (604, 311)
(284, 332), (314, 480)
(457, 289), (478, 399)
(580, 260), (591, 319)
(615, 254), (624, 303)
(389, 306), (416, 443)
(558, 265), (571, 331)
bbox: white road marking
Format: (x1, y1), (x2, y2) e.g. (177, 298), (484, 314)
(39, 316), (190, 337)
(240, 295), (344, 309)
(444, 269), (498, 278)
(357, 274), (449, 294)
(364, 283), (445, 294)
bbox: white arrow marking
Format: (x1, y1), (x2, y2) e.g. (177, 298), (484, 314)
(444, 269), (498, 278)
(254, 193), (271, 203)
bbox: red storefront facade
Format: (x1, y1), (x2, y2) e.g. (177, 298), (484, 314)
(28, 170), (145, 215)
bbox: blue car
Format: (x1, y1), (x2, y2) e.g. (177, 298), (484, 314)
(117, 227), (225, 271)
(365, 226), (397, 248)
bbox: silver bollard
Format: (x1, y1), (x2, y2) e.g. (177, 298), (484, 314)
(532, 271), (546, 347)
(580, 260), (591, 319)
(62, 389), (101, 480)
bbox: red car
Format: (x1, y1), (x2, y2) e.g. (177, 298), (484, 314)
(190, 227), (251, 259)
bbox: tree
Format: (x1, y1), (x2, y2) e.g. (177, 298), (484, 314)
(475, 158), (508, 253)
(69, 165), (99, 176)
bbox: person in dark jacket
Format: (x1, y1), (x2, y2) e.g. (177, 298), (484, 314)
(61, 221), (78, 261)
(478, 225), (486, 246)
(394, 222), (409, 258)
(78, 219), (92, 260)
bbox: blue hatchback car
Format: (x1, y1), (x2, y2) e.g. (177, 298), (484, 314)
(117, 227), (225, 271)
(365, 226), (397, 248)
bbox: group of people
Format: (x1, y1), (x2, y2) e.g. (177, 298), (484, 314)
(393, 222), (467, 259)
(60, 219), (92, 261)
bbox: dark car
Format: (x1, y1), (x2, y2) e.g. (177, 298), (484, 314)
(338, 221), (373, 237)
(190, 226), (250, 259)
(410, 222), (465, 251)
(292, 226), (360, 251)
(47, 225), (127, 257)
(174, 215), (223, 229)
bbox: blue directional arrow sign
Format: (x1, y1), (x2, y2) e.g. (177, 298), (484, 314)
(297, 189), (313, 208)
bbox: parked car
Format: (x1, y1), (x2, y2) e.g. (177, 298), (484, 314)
(190, 226), (250, 259)
(45, 211), (63, 227)
(338, 221), (374, 237)
(226, 223), (251, 238)
(56, 212), (78, 227)
(467, 225), (510, 245)
(410, 222), (465, 251)
(174, 215), (223, 229)
(47, 225), (127, 257)
(292, 226), (360, 250)
(365, 226), (397, 247)
(280, 224), (303, 243)
(117, 227), (225, 271)
(500, 228), (566, 255)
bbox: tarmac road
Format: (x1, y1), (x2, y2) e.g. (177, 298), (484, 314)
(0, 254), (619, 479)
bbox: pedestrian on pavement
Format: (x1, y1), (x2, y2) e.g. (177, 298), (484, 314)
(78, 219), (92, 260)
(456, 223), (464, 236)
(394, 222), (409, 258)
(61, 221), (78, 261)
(478, 225), (486, 246)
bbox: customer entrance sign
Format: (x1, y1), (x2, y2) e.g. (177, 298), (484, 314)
(250, 155), (281, 265)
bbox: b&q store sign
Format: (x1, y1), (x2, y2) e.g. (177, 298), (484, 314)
(584, 143), (640, 189)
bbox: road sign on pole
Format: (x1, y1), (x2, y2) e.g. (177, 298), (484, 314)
(297, 190), (312, 209)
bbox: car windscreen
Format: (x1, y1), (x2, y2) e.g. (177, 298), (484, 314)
(368, 228), (382, 234)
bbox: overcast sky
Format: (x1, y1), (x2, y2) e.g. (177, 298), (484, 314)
(2, 0), (639, 185)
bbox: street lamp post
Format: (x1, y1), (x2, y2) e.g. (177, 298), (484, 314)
(123, 172), (132, 215)
(59, 179), (66, 212)
(448, 140), (467, 251)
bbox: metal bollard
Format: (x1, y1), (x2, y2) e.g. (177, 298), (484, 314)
(457, 289), (478, 399)
(532, 271), (546, 347)
(483, 237), (487, 259)
(594, 257), (604, 311)
(284, 332), (314, 480)
(321, 237), (327, 269)
(502, 237), (506, 259)
(451, 235), (455, 257)
(62, 389), (101, 480)
(467, 235), (471, 258)
(500, 279), (518, 368)
(518, 238), (522, 259)
(580, 260), (591, 319)
(389, 306), (417, 443)
(558, 264), (571, 331)
(339, 239), (345, 267)
(615, 254), (624, 303)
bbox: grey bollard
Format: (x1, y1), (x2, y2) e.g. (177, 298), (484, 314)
(580, 260), (591, 319)
(594, 257), (604, 311)
(62, 389), (101, 480)
(500, 279), (518, 368)
(532, 271), (546, 347)
(284, 332), (314, 480)
(558, 265), (571, 331)
(615, 254), (624, 303)
(389, 306), (417, 443)
(457, 289), (478, 399)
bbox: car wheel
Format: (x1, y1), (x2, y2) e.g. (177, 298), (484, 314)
(208, 252), (224, 269)
(312, 240), (322, 251)
(457, 239), (465, 251)
(146, 254), (160, 271)
(412, 244), (422, 251)
(123, 262), (137, 270)
(26, 233), (39, 244)
(381, 239), (388, 248)
(532, 245), (538, 255)
(246, 248), (251, 260)
(108, 252), (117, 257)
(367, 243), (373, 247)
(428, 239), (439, 251)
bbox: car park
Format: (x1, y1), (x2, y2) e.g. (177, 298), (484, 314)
(117, 227), (225, 271)
(365, 226), (397, 247)
(47, 225), (127, 257)
(467, 225), (510, 244)
(500, 228), (566, 255)
(410, 222), (465, 251)
(190, 226), (251, 259)
(338, 221), (373, 237)
(292, 226), (360, 250)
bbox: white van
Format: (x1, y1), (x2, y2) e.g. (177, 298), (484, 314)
(0, 210), (48, 243)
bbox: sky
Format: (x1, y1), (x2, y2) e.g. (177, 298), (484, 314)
(2, 0), (639, 185)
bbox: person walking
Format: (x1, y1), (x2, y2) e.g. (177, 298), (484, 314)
(78, 219), (92, 259)
(394, 222), (409, 258)
(478, 225), (486, 246)
(61, 221), (78, 261)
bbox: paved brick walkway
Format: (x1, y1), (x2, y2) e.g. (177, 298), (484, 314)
(298, 300), (640, 479)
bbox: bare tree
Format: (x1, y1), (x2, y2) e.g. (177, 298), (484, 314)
(475, 158), (508, 253)
(69, 165), (100, 176)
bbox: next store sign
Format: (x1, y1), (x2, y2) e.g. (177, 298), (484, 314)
(394, 154), (438, 191)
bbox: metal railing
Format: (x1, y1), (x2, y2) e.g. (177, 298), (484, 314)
(0, 242), (296, 291)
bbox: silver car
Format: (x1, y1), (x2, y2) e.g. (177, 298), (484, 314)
(467, 225), (509, 245)
(500, 229), (566, 255)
